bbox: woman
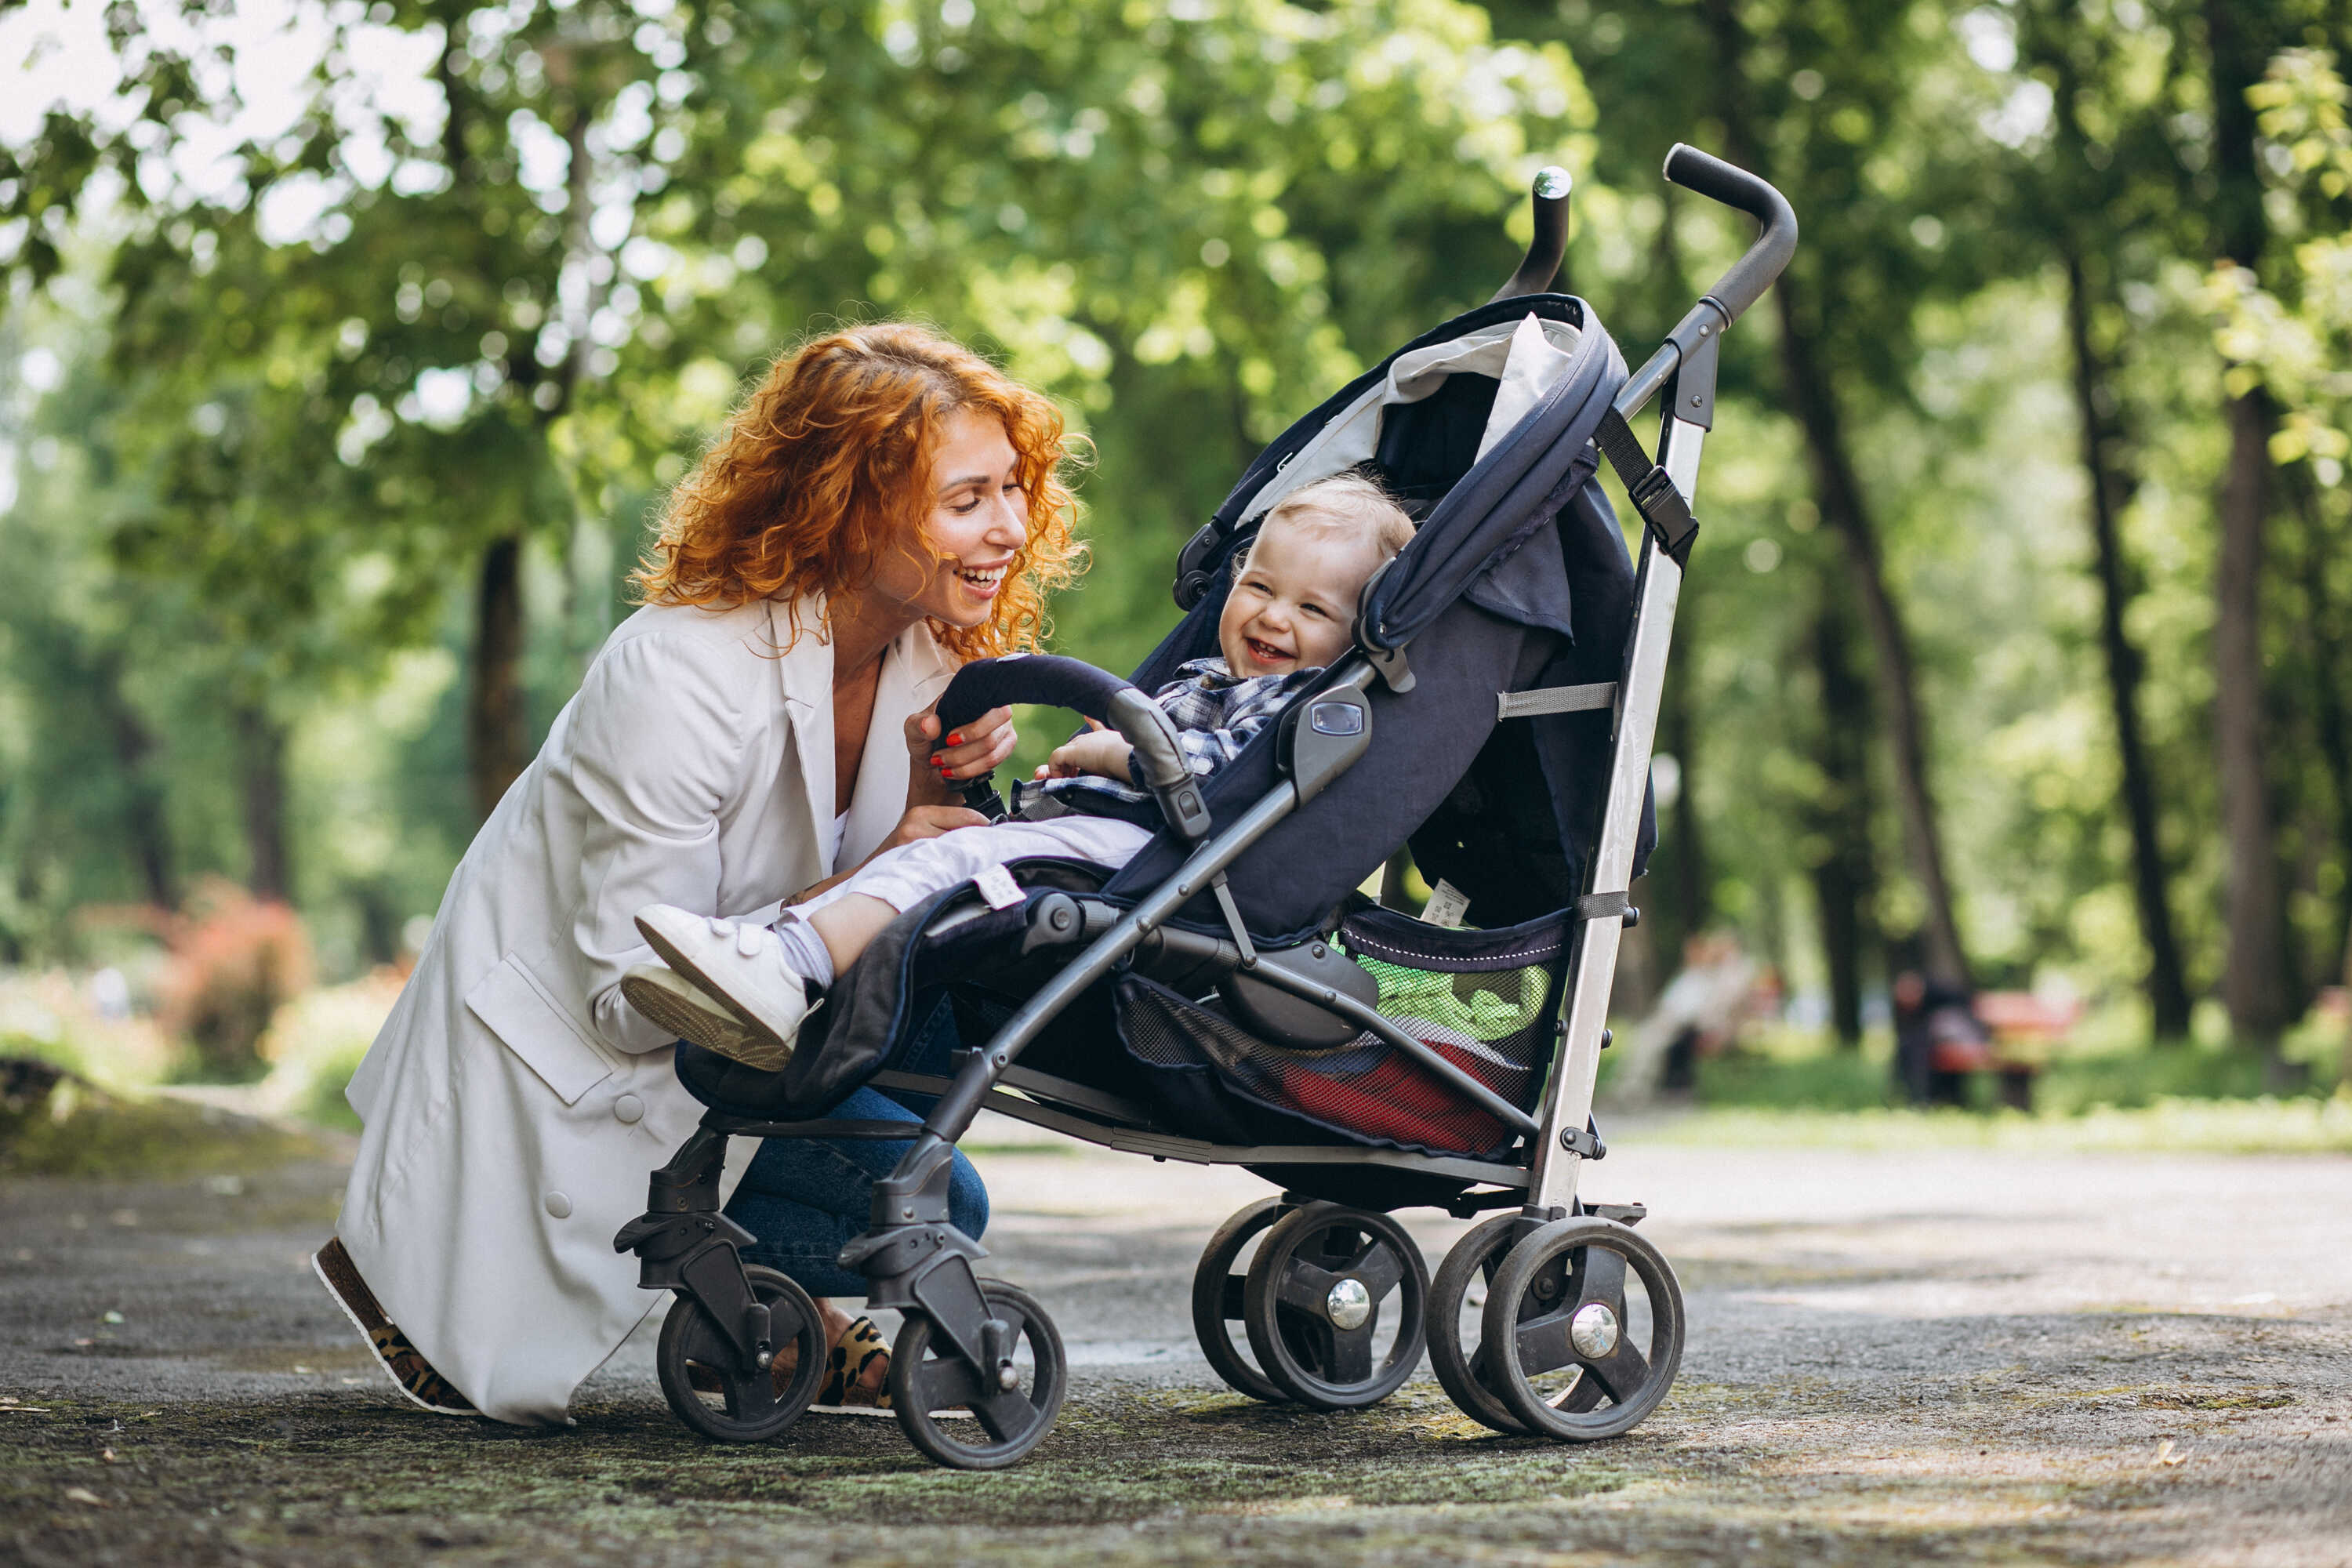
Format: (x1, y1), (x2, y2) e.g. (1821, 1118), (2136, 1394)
(313, 324), (1083, 1426)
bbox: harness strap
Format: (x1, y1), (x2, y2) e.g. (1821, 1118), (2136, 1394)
(1595, 407), (1700, 567)
(1496, 682), (1617, 720)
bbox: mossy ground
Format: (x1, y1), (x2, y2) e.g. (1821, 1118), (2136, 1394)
(5, 1354), (2345, 1568)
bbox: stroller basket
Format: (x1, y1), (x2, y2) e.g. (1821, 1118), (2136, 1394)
(1118, 906), (1570, 1160)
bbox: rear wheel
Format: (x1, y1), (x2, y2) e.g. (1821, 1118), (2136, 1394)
(1243, 1202), (1428, 1411)
(1480, 1218), (1682, 1440)
(1189, 1198), (1290, 1403)
(1428, 1214), (1533, 1435)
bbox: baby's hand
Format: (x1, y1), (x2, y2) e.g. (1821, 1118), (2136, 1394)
(1035, 722), (1133, 783)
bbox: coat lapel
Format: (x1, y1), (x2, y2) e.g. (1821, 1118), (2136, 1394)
(840, 622), (957, 867)
(770, 597), (835, 859)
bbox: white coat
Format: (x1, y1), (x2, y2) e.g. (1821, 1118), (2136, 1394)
(333, 596), (956, 1425)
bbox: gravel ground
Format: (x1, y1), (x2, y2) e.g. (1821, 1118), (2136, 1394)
(3, 1112), (2349, 1566)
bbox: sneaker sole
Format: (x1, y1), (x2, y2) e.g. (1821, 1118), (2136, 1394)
(631, 913), (804, 1068)
(620, 971), (794, 1073)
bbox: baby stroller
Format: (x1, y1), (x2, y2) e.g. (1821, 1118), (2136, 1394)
(615, 144), (1795, 1469)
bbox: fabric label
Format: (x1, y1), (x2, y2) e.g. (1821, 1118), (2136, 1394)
(974, 863), (1025, 911)
(1422, 878), (1471, 928)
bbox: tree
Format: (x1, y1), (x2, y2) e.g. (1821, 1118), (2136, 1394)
(2013, 0), (2199, 1037)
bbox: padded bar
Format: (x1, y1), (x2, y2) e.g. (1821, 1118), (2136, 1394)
(933, 653), (1136, 733)
(1497, 682), (1617, 720)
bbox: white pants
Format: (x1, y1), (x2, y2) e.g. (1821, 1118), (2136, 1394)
(788, 814), (1156, 923)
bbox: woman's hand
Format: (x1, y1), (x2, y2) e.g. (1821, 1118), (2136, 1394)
(1034, 721), (1132, 784)
(905, 702), (1017, 805)
(878, 803), (991, 851)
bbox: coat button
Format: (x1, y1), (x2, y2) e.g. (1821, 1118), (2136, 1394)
(543, 1191), (572, 1219)
(613, 1094), (644, 1124)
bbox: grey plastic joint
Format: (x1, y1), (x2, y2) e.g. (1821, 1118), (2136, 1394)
(1105, 688), (1214, 841)
(1105, 688), (1185, 789)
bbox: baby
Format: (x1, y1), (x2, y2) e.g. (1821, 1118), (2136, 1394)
(623, 473), (1415, 1072)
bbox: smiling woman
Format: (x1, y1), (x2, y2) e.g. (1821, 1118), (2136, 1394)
(314, 324), (1086, 1427)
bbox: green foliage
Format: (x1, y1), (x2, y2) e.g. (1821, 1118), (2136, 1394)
(0, 0), (2347, 1070)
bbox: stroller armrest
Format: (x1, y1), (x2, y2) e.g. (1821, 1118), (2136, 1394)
(934, 655), (1213, 840)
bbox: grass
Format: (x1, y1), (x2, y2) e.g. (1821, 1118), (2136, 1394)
(1636, 1022), (2352, 1154)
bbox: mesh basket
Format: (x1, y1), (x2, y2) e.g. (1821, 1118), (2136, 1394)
(1116, 905), (1570, 1160)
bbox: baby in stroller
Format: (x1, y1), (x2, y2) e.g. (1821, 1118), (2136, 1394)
(622, 473), (1416, 1075)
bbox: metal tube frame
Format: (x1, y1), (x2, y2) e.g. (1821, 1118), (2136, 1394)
(1523, 379), (1708, 1217)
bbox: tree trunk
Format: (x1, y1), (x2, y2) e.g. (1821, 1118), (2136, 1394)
(2287, 478), (2352, 983)
(231, 702), (292, 902)
(2214, 390), (2294, 1045)
(2060, 247), (2194, 1039)
(1696, 0), (1971, 993)
(2205, 0), (2295, 1056)
(1809, 591), (1878, 1047)
(97, 652), (176, 910)
(468, 534), (528, 821)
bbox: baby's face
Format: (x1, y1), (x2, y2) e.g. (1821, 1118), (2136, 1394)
(1217, 517), (1384, 678)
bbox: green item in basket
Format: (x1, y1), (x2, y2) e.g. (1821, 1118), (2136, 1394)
(1342, 946), (1552, 1043)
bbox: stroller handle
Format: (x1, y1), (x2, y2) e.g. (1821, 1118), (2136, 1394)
(933, 655), (1210, 836)
(1487, 165), (1573, 303)
(1661, 143), (1797, 328)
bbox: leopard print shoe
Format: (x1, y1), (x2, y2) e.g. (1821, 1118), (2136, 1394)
(811, 1316), (893, 1414)
(312, 1237), (476, 1416)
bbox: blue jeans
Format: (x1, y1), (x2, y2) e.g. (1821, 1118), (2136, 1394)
(720, 997), (989, 1298)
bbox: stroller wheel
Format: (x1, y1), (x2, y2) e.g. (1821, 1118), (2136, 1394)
(1189, 1198), (1291, 1404)
(1428, 1214), (1534, 1435)
(890, 1279), (1066, 1470)
(1243, 1203), (1428, 1411)
(655, 1264), (827, 1443)
(1480, 1217), (1683, 1441)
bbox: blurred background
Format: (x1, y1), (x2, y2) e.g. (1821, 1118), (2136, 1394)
(1, 0), (2347, 1160)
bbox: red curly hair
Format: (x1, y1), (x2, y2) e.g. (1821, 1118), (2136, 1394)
(632, 323), (1085, 659)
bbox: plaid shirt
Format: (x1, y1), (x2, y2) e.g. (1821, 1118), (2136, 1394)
(1022, 657), (1321, 817)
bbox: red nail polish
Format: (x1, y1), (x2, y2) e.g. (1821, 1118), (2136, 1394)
(947, 734), (962, 746)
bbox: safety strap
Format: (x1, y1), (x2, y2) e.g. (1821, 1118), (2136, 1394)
(1595, 407), (1700, 567)
(1496, 682), (1617, 720)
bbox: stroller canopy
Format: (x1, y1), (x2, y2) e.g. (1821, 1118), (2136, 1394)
(1112, 294), (1654, 939)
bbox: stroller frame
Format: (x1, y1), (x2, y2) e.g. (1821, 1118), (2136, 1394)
(617, 143), (1796, 1468)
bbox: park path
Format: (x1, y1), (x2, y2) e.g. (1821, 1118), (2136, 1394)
(3, 1115), (2349, 1566)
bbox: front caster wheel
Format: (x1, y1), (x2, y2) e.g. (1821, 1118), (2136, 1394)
(1428, 1214), (1532, 1435)
(656, 1264), (827, 1443)
(1481, 1217), (1683, 1440)
(1190, 1198), (1290, 1403)
(891, 1279), (1066, 1470)
(1243, 1202), (1428, 1411)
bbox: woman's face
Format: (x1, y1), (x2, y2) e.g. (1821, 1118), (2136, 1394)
(872, 406), (1029, 630)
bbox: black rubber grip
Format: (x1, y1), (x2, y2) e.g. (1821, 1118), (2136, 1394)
(1661, 143), (1797, 326)
(933, 655), (1137, 734)
(1489, 165), (1573, 303)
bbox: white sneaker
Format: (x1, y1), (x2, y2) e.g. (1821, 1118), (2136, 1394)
(619, 964), (789, 1069)
(630, 905), (816, 1073)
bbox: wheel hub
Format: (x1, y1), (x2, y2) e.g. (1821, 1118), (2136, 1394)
(1326, 1276), (1372, 1330)
(1570, 1301), (1619, 1359)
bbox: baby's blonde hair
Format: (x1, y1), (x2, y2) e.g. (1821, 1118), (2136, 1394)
(1237, 472), (1416, 577)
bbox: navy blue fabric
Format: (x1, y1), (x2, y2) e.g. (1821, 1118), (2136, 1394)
(1356, 318), (1626, 650)
(1099, 296), (1653, 937)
